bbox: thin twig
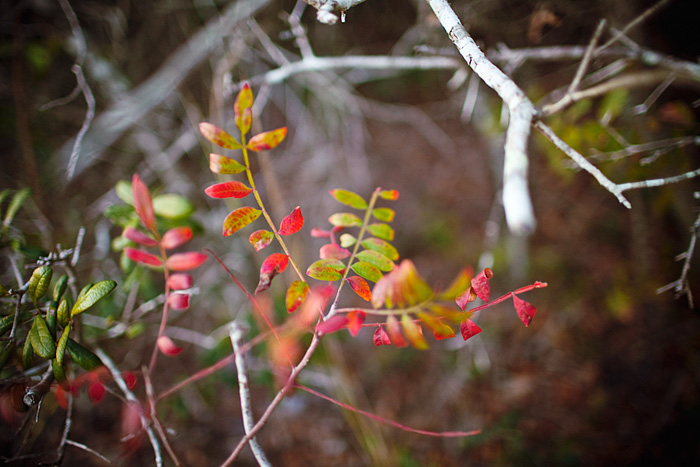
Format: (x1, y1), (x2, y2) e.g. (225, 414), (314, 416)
(599, 0), (671, 50)
(230, 322), (271, 466)
(64, 439), (111, 464)
(143, 369), (183, 466)
(568, 19), (607, 95)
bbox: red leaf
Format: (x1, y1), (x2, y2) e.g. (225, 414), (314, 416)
(165, 252), (207, 271)
(157, 336), (182, 356)
(167, 293), (190, 310)
(455, 287), (476, 311)
(320, 243), (351, 260)
(278, 206), (304, 235)
(223, 206), (261, 236)
(205, 181), (252, 199)
(249, 229), (274, 251)
(125, 247), (162, 267)
(347, 310), (366, 337)
(385, 315), (407, 347)
(255, 253), (289, 294)
(471, 268), (493, 302)
(346, 275), (371, 301)
(316, 314), (349, 335)
(373, 325), (391, 346)
(123, 371), (138, 389)
(286, 280), (309, 313)
(247, 127), (288, 151)
(460, 319), (482, 341)
(88, 380), (106, 404)
(123, 226), (157, 247)
(131, 174), (157, 234)
(161, 227), (192, 250)
(310, 228), (331, 238)
(199, 122), (242, 149)
(513, 294), (537, 327)
(167, 273), (193, 290)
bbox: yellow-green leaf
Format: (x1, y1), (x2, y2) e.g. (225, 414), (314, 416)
(71, 280), (117, 317)
(28, 265), (52, 304)
(57, 298), (71, 327)
(199, 122), (242, 149)
(401, 314), (429, 349)
(350, 261), (383, 283)
(361, 238), (399, 261)
(372, 207), (395, 222)
(367, 223), (394, 241)
(329, 189), (368, 209)
(209, 153), (246, 174)
(307, 259), (345, 281)
(286, 280), (309, 313)
(356, 250), (394, 272)
(223, 207), (261, 236)
(329, 212), (362, 228)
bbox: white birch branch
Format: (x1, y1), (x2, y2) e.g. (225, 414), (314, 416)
(426, 0), (537, 235)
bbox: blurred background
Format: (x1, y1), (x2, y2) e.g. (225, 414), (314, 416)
(1, 0), (699, 465)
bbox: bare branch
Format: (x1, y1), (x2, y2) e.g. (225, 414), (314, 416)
(599, 0), (671, 50)
(427, 0), (538, 235)
(657, 206), (700, 307)
(568, 20), (607, 95)
(229, 322), (271, 466)
(303, 0), (368, 24)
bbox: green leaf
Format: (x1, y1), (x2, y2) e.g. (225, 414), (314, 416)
(418, 312), (455, 340)
(22, 335), (34, 368)
(223, 207), (262, 236)
(57, 297), (71, 327)
(66, 338), (102, 371)
(71, 280), (117, 317)
(361, 238), (399, 261)
(356, 250), (394, 272)
(286, 280), (309, 313)
(115, 180), (133, 204)
(29, 316), (56, 359)
(372, 207), (395, 222)
(401, 314), (429, 350)
(153, 194), (195, 220)
(378, 189), (399, 200)
(209, 153), (246, 174)
(28, 265), (52, 304)
(339, 233), (357, 248)
(3, 188), (31, 230)
(329, 189), (368, 209)
(52, 275), (68, 302)
(306, 259), (345, 281)
(367, 223), (394, 241)
(328, 212), (362, 228)
(350, 261), (383, 283)
(0, 314), (14, 337)
(54, 324), (71, 384)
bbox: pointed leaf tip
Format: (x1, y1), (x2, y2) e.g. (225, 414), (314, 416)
(329, 189), (368, 209)
(346, 276), (371, 301)
(513, 294), (537, 327)
(279, 206), (304, 235)
(471, 268), (493, 302)
(255, 253), (289, 294)
(461, 319), (482, 341)
(286, 280), (309, 312)
(199, 122), (242, 149)
(223, 206), (261, 236)
(373, 325), (391, 346)
(131, 174), (156, 234)
(125, 247), (163, 267)
(205, 181), (252, 199)
(247, 127), (288, 151)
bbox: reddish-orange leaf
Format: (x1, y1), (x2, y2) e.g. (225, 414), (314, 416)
(286, 280), (309, 313)
(373, 325), (391, 346)
(123, 226), (157, 247)
(456, 287), (476, 311)
(88, 380), (106, 404)
(471, 268), (493, 302)
(161, 227), (192, 250)
(199, 122), (242, 149)
(209, 153), (246, 174)
(379, 189), (399, 200)
(460, 319), (482, 341)
(278, 206), (304, 235)
(131, 174), (157, 234)
(320, 243), (351, 260)
(249, 229), (274, 251)
(205, 181), (252, 199)
(167, 293), (190, 310)
(311, 228), (331, 238)
(167, 273), (193, 290)
(346, 275), (371, 301)
(316, 314), (349, 335)
(255, 253), (289, 294)
(123, 371), (138, 389)
(513, 294), (537, 327)
(247, 127), (288, 151)
(165, 252), (207, 271)
(385, 315), (407, 347)
(347, 310), (366, 337)
(157, 336), (182, 356)
(223, 206), (261, 236)
(125, 247), (162, 267)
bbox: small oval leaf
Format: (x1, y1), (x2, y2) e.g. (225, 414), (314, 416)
(161, 227), (193, 250)
(361, 238), (399, 261)
(247, 127), (288, 151)
(28, 265), (52, 304)
(165, 252), (208, 271)
(350, 261), (383, 283)
(209, 153), (246, 174)
(71, 280), (117, 317)
(372, 207), (395, 222)
(356, 250), (394, 272)
(320, 243), (351, 260)
(379, 189), (399, 200)
(401, 314), (429, 350)
(329, 189), (368, 209)
(278, 206), (304, 235)
(286, 280), (309, 313)
(66, 338), (103, 371)
(346, 276), (371, 301)
(125, 247), (163, 267)
(306, 259), (345, 281)
(167, 273), (193, 290)
(157, 336), (183, 357)
(199, 122), (242, 149)
(223, 207), (261, 236)
(205, 181), (253, 199)
(29, 316), (56, 359)
(131, 174), (157, 233)
(57, 298), (71, 327)
(328, 212), (362, 227)
(249, 230), (274, 251)
(367, 223), (395, 241)
(123, 226), (158, 247)
(153, 194), (195, 220)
